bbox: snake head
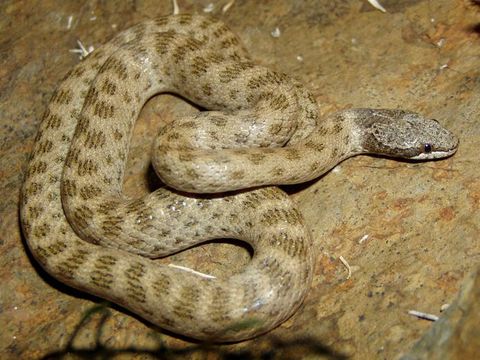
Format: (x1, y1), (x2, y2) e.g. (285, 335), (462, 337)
(354, 109), (459, 160)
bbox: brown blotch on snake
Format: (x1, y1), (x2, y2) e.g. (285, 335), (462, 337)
(20, 14), (458, 342)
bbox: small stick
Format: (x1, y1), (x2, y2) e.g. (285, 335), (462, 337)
(69, 40), (94, 60)
(358, 234), (369, 244)
(339, 256), (352, 279)
(408, 310), (439, 321)
(66, 15), (73, 30)
(222, 0), (236, 13)
(172, 0), (180, 15)
(168, 263), (216, 279)
(367, 0), (387, 12)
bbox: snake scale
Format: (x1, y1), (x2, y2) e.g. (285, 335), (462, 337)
(20, 14), (458, 342)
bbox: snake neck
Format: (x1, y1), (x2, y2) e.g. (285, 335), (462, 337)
(339, 108), (399, 156)
(329, 109), (373, 156)
(321, 108), (414, 158)
(282, 110), (361, 184)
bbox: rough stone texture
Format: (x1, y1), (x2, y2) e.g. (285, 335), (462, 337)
(402, 268), (480, 360)
(1, 0), (478, 358)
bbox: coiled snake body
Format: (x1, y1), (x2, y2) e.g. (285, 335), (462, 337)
(20, 14), (458, 341)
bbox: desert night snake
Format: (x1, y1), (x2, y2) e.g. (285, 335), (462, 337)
(20, 14), (458, 342)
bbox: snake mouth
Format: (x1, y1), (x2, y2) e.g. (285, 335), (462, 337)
(410, 147), (458, 160)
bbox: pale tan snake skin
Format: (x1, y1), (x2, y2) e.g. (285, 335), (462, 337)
(20, 14), (458, 342)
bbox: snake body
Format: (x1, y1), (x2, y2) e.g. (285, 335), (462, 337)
(20, 14), (458, 341)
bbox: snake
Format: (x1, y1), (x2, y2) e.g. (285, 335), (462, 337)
(20, 14), (458, 342)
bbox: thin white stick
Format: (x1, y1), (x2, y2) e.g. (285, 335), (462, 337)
(67, 15), (73, 30)
(408, 310), (439, 321)
(222, 0), (236, 13)
(69, 40), (94, 60)
(358, 234), (369, 244)
(367, 0), (387, 13)
(339, 256), (352, 279)
(168, 264), (216, 279)
(172, 0), (180, 15)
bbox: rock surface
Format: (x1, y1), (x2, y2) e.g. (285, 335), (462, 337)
(402, 268), (480, 360)
(1, 0), (478, 358)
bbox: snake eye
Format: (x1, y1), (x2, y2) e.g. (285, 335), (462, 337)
(424, 143), (432, 153)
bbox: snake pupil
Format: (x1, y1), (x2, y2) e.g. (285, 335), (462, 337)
(424, 143), (432, 153)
